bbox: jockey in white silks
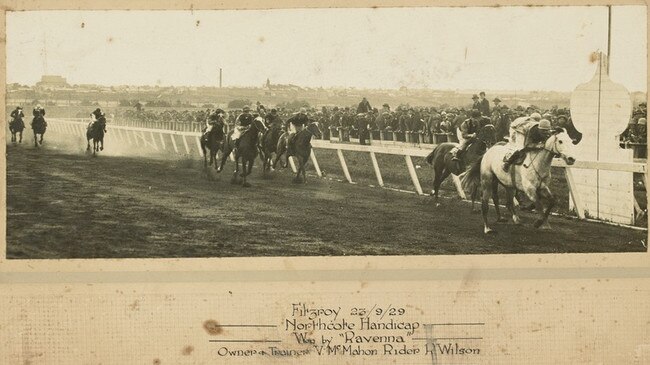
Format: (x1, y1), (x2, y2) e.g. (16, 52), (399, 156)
(503, 113), (552, 172)
(507, 112), (542, 149)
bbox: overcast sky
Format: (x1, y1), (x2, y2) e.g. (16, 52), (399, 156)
(6, 6), (647, 92)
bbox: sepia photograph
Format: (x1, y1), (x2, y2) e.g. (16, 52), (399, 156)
(5, 5), (648, 259)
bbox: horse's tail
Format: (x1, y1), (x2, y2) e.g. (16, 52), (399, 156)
(461, 155), (483, 193)
(425, 144), (442, 165)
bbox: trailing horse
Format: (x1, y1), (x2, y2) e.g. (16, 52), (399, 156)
(86, 119), (107, 156)
(461, 128), (576, 234)
(200, 118), (226, 171)
(31, 116), (47, 148)
(9, 116), (25, 144)
(425, 123), (496, 207)
(217, 117), (267, 187)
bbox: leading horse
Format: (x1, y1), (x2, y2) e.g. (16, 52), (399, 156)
(31, 116), (47, 148)
(277, 122), (322, 183)
(217, 117), (267, 187)
(461, 128), (576, 234)
(425, 123), (497, 207)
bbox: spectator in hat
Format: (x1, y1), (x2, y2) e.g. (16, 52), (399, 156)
(491, 97), (502, 115)
(635, 118), (647, 143)
(357, 97), (372, 114)
(471, 94), (480, 111)
(477, 91), (490, 116)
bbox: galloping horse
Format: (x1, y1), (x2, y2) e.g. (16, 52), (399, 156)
(31, 116), (47, 147)
(86, 118), (107, 156)
(217, 117), (267, 187)
(425, 124), (497, 207)
(461, 128), (576, 234)
(259, 124), (284, 175)
(200, 117), (226, 171)
(9, 115), (25, 144)
(282, 122), (322, 183)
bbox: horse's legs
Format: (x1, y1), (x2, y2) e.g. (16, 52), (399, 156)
(242, 160), (251, 187)
(231, 156), (240, 184)
(534, 186), (555, 229)
(39, 131), (44, 144)
(217, 143), (231, 173)
(480, 174), (495, 234)
(34, 133), (38, 148)
(505, 188), (520, 224)
(492, 177), (506, 222)
(100, 137), (104, 151)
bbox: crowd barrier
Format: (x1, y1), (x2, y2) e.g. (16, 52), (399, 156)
(45, 118), (648, 226)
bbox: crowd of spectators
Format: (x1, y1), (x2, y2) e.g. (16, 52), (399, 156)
(110, 94), (646, 145)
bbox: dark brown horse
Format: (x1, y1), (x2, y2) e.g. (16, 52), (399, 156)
(259, 125), (284, 175)
(9, 116), (25, 144)
(275, 122), (322, 183)
(31, 116), (47, 148)
(425, 123), (497, 207)
(86, 118), (107, 156)
(200, 116), (226, 171)
(217, 117), (267, 187)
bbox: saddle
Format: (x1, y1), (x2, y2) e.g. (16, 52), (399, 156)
(503, 149), (526, 166)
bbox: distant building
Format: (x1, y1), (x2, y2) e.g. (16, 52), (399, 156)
(36, 75), (69, 90)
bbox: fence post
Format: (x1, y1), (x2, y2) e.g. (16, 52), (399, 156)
(404, 155), (423, 195)
(158, 132), (166, 150)
(310, 150), (322, 177)
(149, 131), (159, 150)
(195, 136), (203, 157)
(369, 151), (384, 187)
(337, 149), (353, 183)
(288, 157), (298, 173)
(451, 174), (467, 200)
(169, 134), (180, 154)
(564, 168), (585, 219)
(181, 134), (191, 154)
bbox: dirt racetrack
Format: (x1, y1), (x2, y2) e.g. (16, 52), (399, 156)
(6, 132), (647, 259)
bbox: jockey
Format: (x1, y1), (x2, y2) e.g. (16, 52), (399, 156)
(203, 108), (225, 137)
(451, 110), (483, 161)
(286, 108), (309, 156)
(89, 108), (107, 132)
(11, 106), (25, 122)
(31, 104), (46, 127)
(33, 104), (45, 118)
(265, 109), (283, 130)
(232, 106), (254, 150)
(502, 118), (552, 171)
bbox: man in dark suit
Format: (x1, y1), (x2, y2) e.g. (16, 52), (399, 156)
(477, 91), (490, 116)
(357, 97), (372, 114)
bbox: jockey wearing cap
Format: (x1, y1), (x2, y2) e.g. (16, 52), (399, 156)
(31, 104), (47, 128)
(451, 110), (483, 161)
(502, 118), (553, 171)
(11, 106), (25, 125)
(203, 108), (225, 139)
(88, 108), (107, 133)
(232, 106), (254, 149)
(286, 108), (309, 156)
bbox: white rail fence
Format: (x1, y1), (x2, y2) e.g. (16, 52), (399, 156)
(46, 118), (647, 225)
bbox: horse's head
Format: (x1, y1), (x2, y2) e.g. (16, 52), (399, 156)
(546, 128), (576, 165)
(477, 123), (497, 148)
(306, 122), (322, 139)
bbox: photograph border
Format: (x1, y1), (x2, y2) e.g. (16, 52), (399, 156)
(0, 0), (648, 279)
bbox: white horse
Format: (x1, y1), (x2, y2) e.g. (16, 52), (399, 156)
(461, 129), (576, 234)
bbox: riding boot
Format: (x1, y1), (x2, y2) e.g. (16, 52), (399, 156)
(503, 152), (518, 172)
